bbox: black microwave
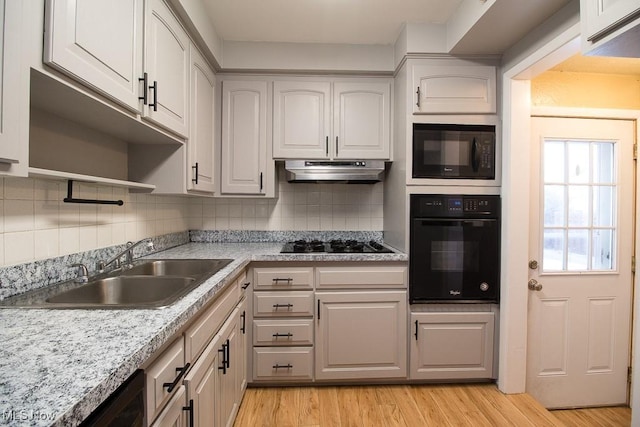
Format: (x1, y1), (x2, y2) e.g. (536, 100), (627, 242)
(412, 123), (496, 179)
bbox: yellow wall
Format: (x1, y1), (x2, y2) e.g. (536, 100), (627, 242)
(531, 71), (640, 109)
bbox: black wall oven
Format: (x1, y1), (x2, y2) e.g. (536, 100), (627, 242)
(410, 194), (500, 303)
(413, 123), (496, 179)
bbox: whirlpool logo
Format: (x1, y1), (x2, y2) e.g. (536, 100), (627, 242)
(449, 290), (461, 296)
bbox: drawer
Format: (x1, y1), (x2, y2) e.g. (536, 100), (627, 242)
(253, 319), (314, 346)
(254, 267), (314, 290)
(253, 347), (314, 381)
(316, 265), (407, 289)
(184, 282), (239, 363)
(253, 291), (314, 317)
(145, 337), (186, 422)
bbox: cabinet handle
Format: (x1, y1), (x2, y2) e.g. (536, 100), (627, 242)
(273, 303), (293, 309)
(138, 72), (148, 105)
(272, 332), (293, 338)
(416, 86), (421, 108)
(242, 281), (251, 289)
(192, 162), (199, 184)
(259, 172), (263, 192)
(325, 136), (329, 156)
(149, 80), (158, 111)
(317, 299), (320, 320)
(225, 338), (230, 369)
(183, 399), (194, 427)
(414, 320), (419, 341)
(272, 278), (292, 284)
(336, 136), (338, 156)
(162, 363), (191, 393)
(218, 343), (227, 374)
(240, 310), (246, 334)
(272, 364), (293, 370)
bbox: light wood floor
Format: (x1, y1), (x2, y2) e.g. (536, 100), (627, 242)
(233, 384), (631, 427)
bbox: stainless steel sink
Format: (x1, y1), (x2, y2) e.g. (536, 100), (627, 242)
(121, 259), (232, 278)
(0, 258), (234, 309)
(46, 276), (197, 307)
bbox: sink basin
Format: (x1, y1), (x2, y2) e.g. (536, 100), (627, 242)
(0, 258), (235, 309)
(46, 276), (196, 307)
(121, 259), (232, 278)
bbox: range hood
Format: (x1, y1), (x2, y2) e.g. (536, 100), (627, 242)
(285, 160), (385, 183)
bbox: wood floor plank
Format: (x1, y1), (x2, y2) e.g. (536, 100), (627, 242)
(430, 385), (494, 427)
(456, 384), (520, 427)
(357, 386), (387, 427)
(379, 385), (427, 427)
(297, 386), (321, 427)
(317, 386), (342, 427)
(274, 387), (301, 427)
(466, 384), (537, 427)
(506, 393), (566, 427)
(409, 385), (454, 427)
(336, 386), (364, 427)
(551, 407), (631, 427)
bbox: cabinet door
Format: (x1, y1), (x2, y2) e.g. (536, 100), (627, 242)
(413, 65), (496, 114)
(582, 0), (640, 41)
(218, 311), (239, 427)
(144, 0), (190, 137)
(187, 45), (216, 193)
(315, 291), (407, 380)
(150, 385), (188, 427)
(236, 298), (248, 398)
(43, 0), (144, 113)
(333, 82), (390, 160)
(183, 334), (222, 427)
(273, 81), (331, 159)
(0, 0), (28, 175)
(221, 80), (268, 195)
(410, 312), (495, 380)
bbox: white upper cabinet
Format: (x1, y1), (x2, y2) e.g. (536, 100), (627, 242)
(273, 81), (331, 159)
(221, 80), (273, 196)
(144, 0), (190, 138)
(413, 65), (496, 114)
(581, 0), (640, 56)
(0, 0), (28, 175)
(43, 0), (144, 113)
(333, 82), (390, 159)
(187, 45), (216, 194)
(274, 79), (392, 160)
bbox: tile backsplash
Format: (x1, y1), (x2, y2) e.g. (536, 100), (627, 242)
(0, 172), (384, 267)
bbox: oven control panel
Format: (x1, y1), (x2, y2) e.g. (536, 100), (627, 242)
(412, 194), (500, 218)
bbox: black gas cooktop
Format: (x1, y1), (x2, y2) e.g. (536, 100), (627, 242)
(280, 239), (394, 254)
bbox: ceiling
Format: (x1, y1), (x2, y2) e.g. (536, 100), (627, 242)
(202, 0), (462, 45)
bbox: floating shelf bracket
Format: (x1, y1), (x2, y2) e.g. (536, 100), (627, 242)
(63, 180), (124, 206)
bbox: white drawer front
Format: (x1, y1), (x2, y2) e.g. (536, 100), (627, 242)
(253, 291), (314, 317)
(316, 265), (407, 289)
(253, 347), (314, 381)
(254, 267), (314, 290)
(253, 319), (314, 346)
(145, 337), (185, 422)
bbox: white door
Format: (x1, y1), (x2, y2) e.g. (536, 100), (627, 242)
(527, 116), (634, 408)
(144, 0), (190, 138)
(273, 81), (331, 159)
(220, 80), (267, 195)
(43, 0), (144, 113)
(333, 81), (390, 160)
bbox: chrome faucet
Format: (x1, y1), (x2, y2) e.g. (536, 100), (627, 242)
(98, 239), (155, 272)
(70, 263), (89, 283)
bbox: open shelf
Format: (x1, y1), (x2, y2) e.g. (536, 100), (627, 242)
(28, 167), (156, 191)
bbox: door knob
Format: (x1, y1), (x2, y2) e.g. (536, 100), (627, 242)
(529, 260), (538, 270)
(528, 279), (542, 291)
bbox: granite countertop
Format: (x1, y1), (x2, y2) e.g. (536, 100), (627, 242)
(0, 242), (407, 427)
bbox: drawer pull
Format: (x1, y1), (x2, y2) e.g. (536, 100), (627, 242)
(272, 363), (293, 370)
(242, 282), (251, 289)
(218, 343), (227, 374)
(241, 310), (246, 334)
(183, 399), (194, 427)
(163, 363), (191, 393)
(272, 332), (293, 339)
(273, 303), (293, 309)
(272, 278), (293, 284)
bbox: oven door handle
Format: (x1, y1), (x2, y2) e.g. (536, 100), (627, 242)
(471, 137), (479, 172)
(413, 219), (497, 226)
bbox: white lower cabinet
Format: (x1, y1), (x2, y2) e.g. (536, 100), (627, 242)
(410, 311), (495, 380)
(315, 291), (407, 380)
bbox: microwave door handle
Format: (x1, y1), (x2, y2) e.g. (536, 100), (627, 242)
(471, 137), (479, 172)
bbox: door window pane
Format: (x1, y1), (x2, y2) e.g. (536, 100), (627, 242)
(541, 139), (616, 272)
